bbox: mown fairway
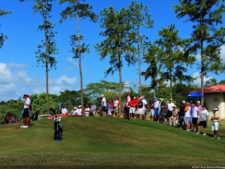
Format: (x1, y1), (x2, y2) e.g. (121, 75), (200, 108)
(0, 117), (225, 169)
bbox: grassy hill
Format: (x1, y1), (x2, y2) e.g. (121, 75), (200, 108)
(0, 117), (225, 169)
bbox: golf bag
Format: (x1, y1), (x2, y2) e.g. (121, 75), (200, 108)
(31, 110), (40, 121)
(54, 116), (63, 140)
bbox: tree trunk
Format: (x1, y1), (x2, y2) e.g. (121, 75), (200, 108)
(118, 47), (122, 115)
(138, 29), (142, 97)
(169, 69), (172, 100)
(201, 30), (204, 105)
(76, 0), (84, 110)
(44, 0), (50, 115)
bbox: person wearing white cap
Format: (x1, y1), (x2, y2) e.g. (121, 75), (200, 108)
(101, 94), (107, 116)
(211, 107), (220, 139)
(77, 105), (83, 117)
(71, 107), (77, 117)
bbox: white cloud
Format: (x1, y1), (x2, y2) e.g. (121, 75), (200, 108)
(67, 57), (78, 67)
(220, 45), (225, 63)
(192, 72), (213, 86)
(0, 62), (78, 101)
(8, 63), (28, 69)
(195, 45), (225, 62)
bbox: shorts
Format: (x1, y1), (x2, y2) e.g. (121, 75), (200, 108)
(198, 121), (207, 128)
(22, 108), (30, 118)
(192, 117), (198, 126)
(149, 109), (154, 117)
(129, 107), (136, 114)
(184, 117), (190, 125)
(137, 108), (143, 115)
(154, 109), (159, 116)
(212, 122), (219, 131)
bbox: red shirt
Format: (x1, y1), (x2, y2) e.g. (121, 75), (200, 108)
(130, 99), (137, 107)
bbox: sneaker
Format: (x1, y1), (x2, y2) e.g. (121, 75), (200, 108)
(196, 132), (199, 134)
(20, 125), (25, 128)
(187, 129), (190, 131)
(203, 133), (206, 136)
(217, 137), (220, 140)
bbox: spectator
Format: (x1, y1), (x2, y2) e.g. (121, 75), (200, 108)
(114, 97), (120, 118)
(211, 107), (220, 139)
(153, 97), (160, 122)
(71, 107), (78, 117)
(192, 103), (198, 133)
(61, 105), (68, 118)
(178, 101), (185, 128)
(184, 102), (191, 131)
(101, 94), (107, 116)
(167, 99), (175, 123)
(142, 96), (147, 120)
(85, 105), (90, 117)
(170, 105), (178, 127)
(197, 105), (209, 135)
(77, 105), (83, 117)
(160, 98), (167, 123)
(124, 92), (131, 120)
(90, 104), (96, 117)
(149, 98), (154, 121)
(129, 96), (136, 119)
(137, 97), (143, 119)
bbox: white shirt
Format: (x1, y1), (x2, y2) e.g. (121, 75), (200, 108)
(114, 100), (119, 107)
(192, 107), (198, 118)
(101, 97), (106, 107)
(142, 99), (147, 109)
(168, 102), (175, 111)
(200, 109), (209, 121)
(61, 108), (67, 115)
(185, 108), (191, 118)
(154, 100), (160, 109)
(24, 98), (31, 109)
(77, 108), (82, 116)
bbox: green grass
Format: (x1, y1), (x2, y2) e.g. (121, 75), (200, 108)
(0, 117), (225, 169)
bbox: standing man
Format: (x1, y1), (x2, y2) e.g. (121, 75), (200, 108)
(153, 97), (160, 121)
(160, 98), (168, 123)
(167, 99), (175, 123)
(114, 97), (120, 118)
(149, 98), (154, 121)
(211, 107), (220, 139)
(101, 94), (107, 116)
(142, 96), (147, 120)
(21, 94), (31, 128)
(124, 92), (131, 120)
(129, 96), (136, 119)
(197, 105), (209, 135)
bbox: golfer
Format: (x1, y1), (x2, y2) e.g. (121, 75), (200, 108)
(21, 94), (31, 128)
(211, 107), (220, 139)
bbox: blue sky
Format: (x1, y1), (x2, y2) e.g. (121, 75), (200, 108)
(0, 0), (224, 101)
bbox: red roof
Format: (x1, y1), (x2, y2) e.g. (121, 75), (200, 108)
(191, 84), (225, 93)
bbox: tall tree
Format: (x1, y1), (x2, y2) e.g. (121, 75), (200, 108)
(128, 1), (153, 97)
(20, 0), (57, 114)
(142, 42), (166, 97)
(96, 6), (136, 114)
(174, 0), (225, 104)
(0, 9), (11, 49)
(59, 0), (98, 110)
(155, 24), (194, 100)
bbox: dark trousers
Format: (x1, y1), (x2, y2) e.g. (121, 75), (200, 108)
(125, 107), (130, 120)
